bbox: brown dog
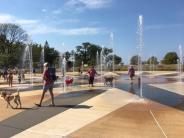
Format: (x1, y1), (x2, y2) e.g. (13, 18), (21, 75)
(1, 89), (22, 109)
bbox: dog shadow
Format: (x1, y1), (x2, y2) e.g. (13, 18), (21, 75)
(13, 107), (38, 110)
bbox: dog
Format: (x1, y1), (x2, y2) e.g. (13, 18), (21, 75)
(104, 77), (113, 87)
(1, 89), (22, 109)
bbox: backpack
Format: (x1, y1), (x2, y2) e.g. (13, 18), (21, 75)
(48, 67), (57, 81)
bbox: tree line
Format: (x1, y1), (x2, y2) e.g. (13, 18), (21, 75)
(0, 23), (122, 69)
(130, 52), (179, 65)
(0, 23), (180, 70)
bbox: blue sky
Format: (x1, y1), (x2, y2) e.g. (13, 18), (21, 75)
(0, 0), (184, 64)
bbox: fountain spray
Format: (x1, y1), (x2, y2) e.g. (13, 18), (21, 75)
(137, 15), (144, 98)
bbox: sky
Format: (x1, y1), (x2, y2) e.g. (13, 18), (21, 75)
(0, 0), (184, 64)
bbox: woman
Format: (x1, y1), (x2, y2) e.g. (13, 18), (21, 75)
(35, 63), (55, 107)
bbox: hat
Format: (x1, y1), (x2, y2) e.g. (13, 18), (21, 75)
(44, 62), (48, 67)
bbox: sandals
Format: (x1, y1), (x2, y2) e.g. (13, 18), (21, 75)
(35, 103), (41, 107)
(48, 104), (55, 107)
(35, 103), (55, 107)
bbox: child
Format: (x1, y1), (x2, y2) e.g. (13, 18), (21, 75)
(18, 73), (21, 84)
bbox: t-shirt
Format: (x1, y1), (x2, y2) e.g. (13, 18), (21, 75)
(88, 68), (97, 78)
(43, 70), (53, 86)
(128, 68), (135, 76)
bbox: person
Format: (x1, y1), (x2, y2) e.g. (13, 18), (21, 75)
(8, 71), (13, 87)
(78, 67), (81, 74)
(87, 66), (97, 87)
(3, 69), (8, 81)
(33, 68), (36, 76)
(18, 73), (21, 84)
(128, 65), (135, 84)
(35, 63), (55, 107)
(21, 69), (25, 80)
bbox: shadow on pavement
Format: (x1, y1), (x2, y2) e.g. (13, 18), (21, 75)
(40, 104), (93, 109)
(13, 107), (37, 110)
(0, 88), (105, 138)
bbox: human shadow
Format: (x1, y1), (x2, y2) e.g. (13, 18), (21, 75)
(40, 104), (93, 109)
(128, 83), (135, 94)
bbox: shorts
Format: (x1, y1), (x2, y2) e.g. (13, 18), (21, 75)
(89, 77), (94, 85)
(43, 83), (53, 91)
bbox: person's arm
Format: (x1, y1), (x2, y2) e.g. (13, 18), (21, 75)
(95, 70), (98, 76)
(87, 69), (90, 75)
(43, 71), (47, 80)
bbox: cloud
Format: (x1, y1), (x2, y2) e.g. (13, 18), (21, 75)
(52, 9), (62, 14)
(65, 0), (112, 12)
(60, 19), (80, 23)
(29, 25), (107, 36)
(145, 24), (184, 30)
(0, 13), (106, 36)
(42, 9), (47, 12)
(0, 13), (38, 25)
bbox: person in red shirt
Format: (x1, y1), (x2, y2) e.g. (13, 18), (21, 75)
(87, 66), (97, 87)
(128, 65), (135, 84)
(36, 63), (55, 107)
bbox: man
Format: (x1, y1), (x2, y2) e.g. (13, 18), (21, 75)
(8, 70), (13, 87)
(87, 66), (97, 87)
(35, 63), (55, 107)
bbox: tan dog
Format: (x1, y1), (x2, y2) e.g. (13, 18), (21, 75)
(1, 89), (22, 109)
(104, 77), (113, 87)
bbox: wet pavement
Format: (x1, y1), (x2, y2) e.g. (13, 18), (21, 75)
(116, 74), (184, 109)
(1, 73), (184, 137)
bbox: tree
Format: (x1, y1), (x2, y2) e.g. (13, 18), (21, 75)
(162, 52), (178, 64)
(0, 24), (28, 68)
(0, 34), (7, 53)
(106, 54), (122, 65)
(44, 41), (59, 66)
(130, 55), (141, 65)
(31, 43), (42, 68)
(147, 56), (159, 64)
(63, 51), (73, 69)
(102, 47), (113, 57)
(75, 42), (103, 67)
(64, 51), (71, 61)
(0, 23), (28, 54)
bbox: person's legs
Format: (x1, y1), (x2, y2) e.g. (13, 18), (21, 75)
(91, 77), (94, 87)
(88, 77), (91, 86)
(36, 87), (47, 106)
(11, 79), (13, 87)
(130, 76), (133, 84)
(49, 86), (55, 106)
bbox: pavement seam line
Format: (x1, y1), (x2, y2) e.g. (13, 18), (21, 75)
(149, 110), (167, 138)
